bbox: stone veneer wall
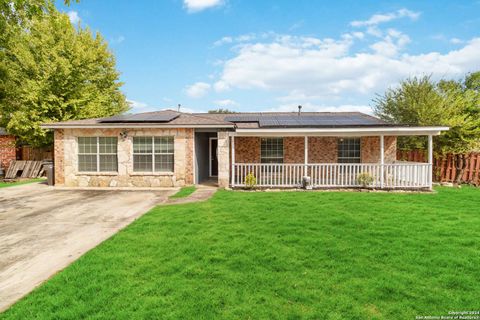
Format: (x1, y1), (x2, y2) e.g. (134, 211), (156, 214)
(0, 135), (16, 170)
(58, 128), (194, 187)
(217, 131), (230, 188)
(234, 136), (397, 164)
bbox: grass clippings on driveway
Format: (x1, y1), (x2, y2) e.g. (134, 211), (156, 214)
(2, 187), (479, 319)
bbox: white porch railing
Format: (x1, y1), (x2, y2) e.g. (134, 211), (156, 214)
(232, 162), (431, 189)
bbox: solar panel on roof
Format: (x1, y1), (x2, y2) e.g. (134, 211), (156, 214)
(99, 112), (179, 123)
(225, 113), (388, 128)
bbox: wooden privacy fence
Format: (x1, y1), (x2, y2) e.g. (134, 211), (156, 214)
(397, 150), (480, 185)
(20, 146), (53, 161)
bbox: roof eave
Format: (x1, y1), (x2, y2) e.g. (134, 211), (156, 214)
(41, 123), (235, 129)
(232, 126), (449, 137)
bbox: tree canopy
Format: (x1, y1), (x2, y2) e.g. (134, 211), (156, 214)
(373, 73), (480, 155)
(208, 108), (237, 114)
(0, 0), (128, 146)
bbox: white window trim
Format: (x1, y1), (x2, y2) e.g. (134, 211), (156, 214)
(133, 136), (174, 173)
(337, 137), (361, 163)
(209, 137), (218, 177)
(260, 137), (284, 164)
(77, 137), (118, 173)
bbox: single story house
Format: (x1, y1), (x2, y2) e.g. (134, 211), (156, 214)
(0, 128), (16, 171)
(42, 110), (448, 190)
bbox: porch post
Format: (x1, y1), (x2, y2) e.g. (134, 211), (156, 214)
(304, 135), (308, 175)
(231, 134), (235, 186)
(428, 134), (433, 190)
(380, 135), (384, 189)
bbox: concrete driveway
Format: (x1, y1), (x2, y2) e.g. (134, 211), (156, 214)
(0, 182), (175, 312)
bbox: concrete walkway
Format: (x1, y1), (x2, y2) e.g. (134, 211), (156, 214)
(0, 183), (175, 312)
(166, 185), (217, 205)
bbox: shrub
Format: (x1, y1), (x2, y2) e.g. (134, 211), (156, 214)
(357, 172), (374, 188)
(245, 172), (257, 189)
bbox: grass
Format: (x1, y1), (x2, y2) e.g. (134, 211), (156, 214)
(0, 178), (45, 188)
(169, 185), (196, 198)
(2, 187), (480, 319)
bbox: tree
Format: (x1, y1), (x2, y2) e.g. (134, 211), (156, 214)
(373, 74), (480, 183)
(208, 108), (237, 113)
(0, 5), (128, 146)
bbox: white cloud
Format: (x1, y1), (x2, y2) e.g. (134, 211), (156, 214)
(213, 36), (233, 46)
(213, 80), (229, 92)
(67, 11), (80, 24)
(213, 35), (480, 102)
(351, 8), (420, 27)
(214, 99), (237, 107)
(268, 103), (373, 115)
(213, 34), (258, 47)
(183, 0), (224, 13)
(450, 37), (464, 44)
(127, 99), (205, 114)
(369, 29), (411, 56)
(110, 35), (125, 45)
(185, 82), (211, 98)
(127, 99), (157, 113)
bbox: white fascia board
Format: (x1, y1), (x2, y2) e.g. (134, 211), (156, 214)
(233, 127), (449, 137)
(41, 124), (235, 129)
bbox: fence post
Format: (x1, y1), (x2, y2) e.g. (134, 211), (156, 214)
(231, 135), (235, 186)
(380, 135), (384, 189)
(428, 135), (433, 190)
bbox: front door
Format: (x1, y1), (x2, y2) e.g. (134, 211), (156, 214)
(209, 138), (218, 177)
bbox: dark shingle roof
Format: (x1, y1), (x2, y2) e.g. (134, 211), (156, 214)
(42, 110), (234, 127)
(41, 110), (391, 129)
(222, 112), (388, 128)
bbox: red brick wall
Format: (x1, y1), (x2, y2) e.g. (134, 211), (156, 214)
(235, 137), (261, 163)
(0, 135), (16, 170)
(308, 137), (337, 163)
(234, 136), (397, 164)
(54, 129), (65, 185)
(361, 136), (397, 163)
(284, 137), (304, 163)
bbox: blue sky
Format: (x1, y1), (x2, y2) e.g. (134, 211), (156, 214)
(57, 0), (480, 114)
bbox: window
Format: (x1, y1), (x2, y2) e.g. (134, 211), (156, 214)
(78, 137), (118, 172)
(133, 136), (174, 172)
(338, 138), (361, 163)
(261, 138), (284, 163)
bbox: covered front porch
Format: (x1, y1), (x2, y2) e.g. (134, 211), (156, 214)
(229, 126), (447, 190)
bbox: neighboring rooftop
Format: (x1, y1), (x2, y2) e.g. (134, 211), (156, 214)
(42, 110), (395, 129)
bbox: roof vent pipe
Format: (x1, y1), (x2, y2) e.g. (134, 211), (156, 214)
(298, 105), (302, 116)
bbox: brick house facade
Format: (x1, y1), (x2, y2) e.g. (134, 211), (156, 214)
(0, 130), (16, 170)
(43, 110), (447, 189)
(234, 136), (397, 164)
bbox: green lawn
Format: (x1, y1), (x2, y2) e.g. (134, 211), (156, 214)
(2, 187), (480, 319)
(0, 178), (45, 188)
(169, 185), (196, 199)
